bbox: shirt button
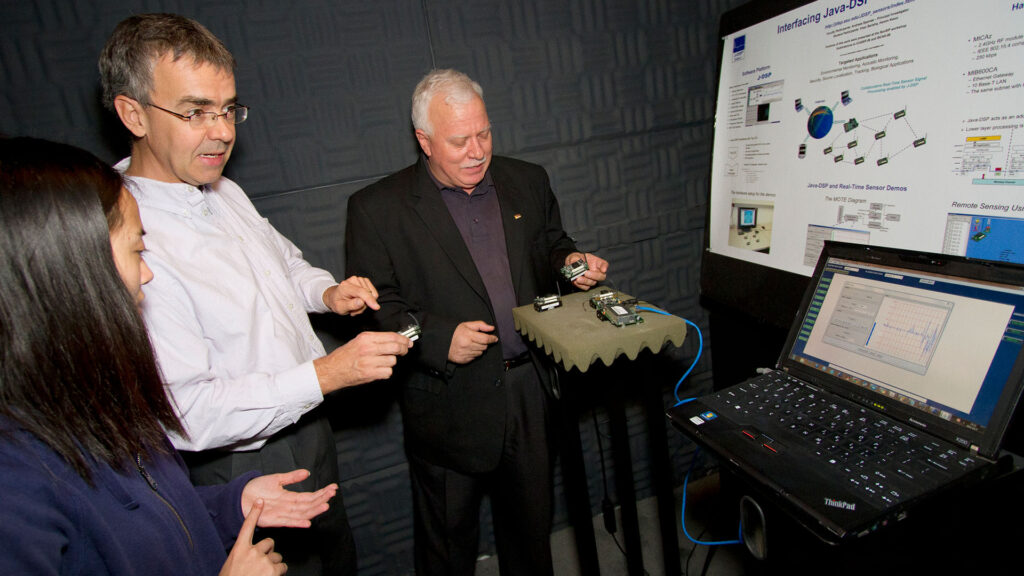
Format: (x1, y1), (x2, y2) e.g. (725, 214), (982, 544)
(494, 378), (502, 388)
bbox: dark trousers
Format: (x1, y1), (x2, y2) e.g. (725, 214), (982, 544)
(408, 363), (554, 576)
(183, 411), (356, 576)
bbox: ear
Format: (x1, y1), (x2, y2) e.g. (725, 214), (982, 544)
(414, 129), (432, 158)
(113, 95), (148, 138)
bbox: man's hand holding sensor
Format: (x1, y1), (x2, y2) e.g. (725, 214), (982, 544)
(566, 252), (609, 291)
(314, 331), (413, 394)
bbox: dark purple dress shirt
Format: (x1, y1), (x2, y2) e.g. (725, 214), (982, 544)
(435, 169), (529, 360)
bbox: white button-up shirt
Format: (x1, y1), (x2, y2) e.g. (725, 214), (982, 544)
(118, 159), (333, 451)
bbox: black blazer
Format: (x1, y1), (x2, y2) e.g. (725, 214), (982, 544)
(345, 156), (577, 472)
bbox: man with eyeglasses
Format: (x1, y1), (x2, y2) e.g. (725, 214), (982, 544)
(99, 14), (412, 575)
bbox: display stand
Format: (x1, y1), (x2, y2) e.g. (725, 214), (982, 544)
(514, 290), (686, 575)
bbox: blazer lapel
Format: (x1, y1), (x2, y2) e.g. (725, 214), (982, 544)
(410, 160), (490, 302)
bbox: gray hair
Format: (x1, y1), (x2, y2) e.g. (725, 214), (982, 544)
(411, 69), (484, 136)
(98, 13), (236, 111)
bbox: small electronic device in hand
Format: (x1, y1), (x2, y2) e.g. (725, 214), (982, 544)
(398, 324), (421, 341)
(533, 294), (562, 312)
(560, 257), (588, 282)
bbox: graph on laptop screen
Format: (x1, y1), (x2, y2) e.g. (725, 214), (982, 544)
(788, 256), (1024, 433)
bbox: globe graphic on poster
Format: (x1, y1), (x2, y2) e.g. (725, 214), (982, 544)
(807, 106), (834, 139)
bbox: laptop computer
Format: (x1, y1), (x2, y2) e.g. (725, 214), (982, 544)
(669, 241), (1024, 542)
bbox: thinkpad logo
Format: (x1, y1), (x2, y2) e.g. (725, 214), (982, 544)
(824, 497), (856, 511)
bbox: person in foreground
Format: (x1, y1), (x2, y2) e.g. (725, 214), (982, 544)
(0, 137), (336, 575)
(346, 69), (609, 575)
(99, 14), (413, 573)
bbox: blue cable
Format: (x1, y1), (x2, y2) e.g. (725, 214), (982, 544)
(680, 448), (743, 546)
(635, 305), (703, 406)
(634, 306), (740, 548)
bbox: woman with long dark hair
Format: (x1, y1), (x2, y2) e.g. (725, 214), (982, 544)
(0, 137), (337, 575)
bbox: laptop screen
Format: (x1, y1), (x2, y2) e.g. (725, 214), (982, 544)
(783, 245), (1024, 453)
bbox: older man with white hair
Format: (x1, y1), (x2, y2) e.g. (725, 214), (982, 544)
(346, 69), (609, 576)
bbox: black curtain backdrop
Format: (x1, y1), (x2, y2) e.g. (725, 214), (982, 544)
(1, 1), (746, 572)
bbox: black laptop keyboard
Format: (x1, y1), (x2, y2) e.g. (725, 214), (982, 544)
(703, 371), (985, 507)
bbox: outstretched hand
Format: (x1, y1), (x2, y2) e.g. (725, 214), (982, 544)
(323, 275), (380, 316)
(241, 469), (337, 529)
(220, 499), (286, 576)
(314, 331), (413, 394)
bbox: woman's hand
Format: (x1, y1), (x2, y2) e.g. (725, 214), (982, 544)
(220, 499), (286, 576)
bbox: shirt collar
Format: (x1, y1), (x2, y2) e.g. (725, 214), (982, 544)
(115, 156), (210, 211)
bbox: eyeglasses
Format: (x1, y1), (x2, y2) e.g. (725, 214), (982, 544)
(146, 102), (249, 128)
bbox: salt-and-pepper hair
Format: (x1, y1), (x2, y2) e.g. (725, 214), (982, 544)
(99, 13), (235, 111)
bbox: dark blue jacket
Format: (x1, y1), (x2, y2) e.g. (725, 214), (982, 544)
(0, 421), (257, 575)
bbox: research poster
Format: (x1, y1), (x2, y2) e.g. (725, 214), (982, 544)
(709, 0), (1024, 276)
